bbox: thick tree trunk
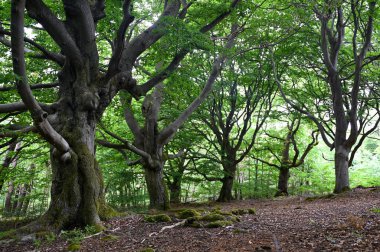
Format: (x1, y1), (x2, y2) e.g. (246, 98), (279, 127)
(218, 175), (234, 202)
(217, 154), (237, 202)
(21, 117), (112, 233)
(334, 145), (350, 193)
(275, 167), (290, 197)
(143, 163), (169, 210)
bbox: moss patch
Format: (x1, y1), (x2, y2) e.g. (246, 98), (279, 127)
(67, 242), (81, 251)
(0, 229), (17, 240)
(176, 209), (201, 219)
(144, 214), (172, 223)
(200, 213), (225, 222)
(139, 248), (155, 252)
(101, 235), (119, 241)
(205, 220), (233, 228)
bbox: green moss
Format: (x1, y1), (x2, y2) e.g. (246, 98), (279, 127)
(184, 216), (201, 227)
(144, 214), (172, 223)
(68, 242), (81, 251)
(0, 229), (17, 240)
(211, 208), (232, 216)
(371, 207), (380, 214)
(233, 228), (248, 234)
(177, 209), (201, 219)
(248, 208), (256, 214)
(98, 201), (120, 220)
(200, 213), (225, 222)
(205, 220), (233, 228)
(35, 231), (56, 243)
(139, 248), (155, 252)
(91, 224), (106, 233)
(101, 235), (119, 241)
(227, 216), (241, 222)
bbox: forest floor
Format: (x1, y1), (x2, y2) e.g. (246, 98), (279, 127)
(1, 187), (380, 252)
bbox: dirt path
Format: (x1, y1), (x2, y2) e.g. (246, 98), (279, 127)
(2, 187), (380, 251)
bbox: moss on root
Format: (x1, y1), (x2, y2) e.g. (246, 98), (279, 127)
(176, 209), (201, 219)
(231, 208), (256, 215)
(200, 213), (225, 222)
(144, 214), (172, 223)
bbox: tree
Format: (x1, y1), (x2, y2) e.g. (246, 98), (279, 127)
(0, 0), (241, 232)
(274, 0), (380, 193)
(97, 25), (239, 209)
(193, 49), (276, 202)
(253, 113), (318, 196)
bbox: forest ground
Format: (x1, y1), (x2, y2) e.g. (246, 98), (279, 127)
(1, 187), (379, 252)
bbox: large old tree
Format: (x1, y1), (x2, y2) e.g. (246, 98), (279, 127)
(0, 0), (240, 232)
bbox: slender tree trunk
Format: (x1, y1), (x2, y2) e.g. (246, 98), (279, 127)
(4, 181), (14, 215)
(169, 183), (181, 204)
(0, 141), (18, 192)
(275, 167), (290, 196)
(334, 145), (350, 193)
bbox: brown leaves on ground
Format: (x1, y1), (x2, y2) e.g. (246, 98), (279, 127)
(1, 187), (380, 251)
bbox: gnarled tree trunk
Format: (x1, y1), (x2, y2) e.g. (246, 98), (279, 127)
(39, 110), (109, 230)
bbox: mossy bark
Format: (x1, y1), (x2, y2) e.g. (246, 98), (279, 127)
(275, 167), (290, 197)
(143, 163), (169, 210)
(22, 110), (112, 233)
(217, 156), (236, 202)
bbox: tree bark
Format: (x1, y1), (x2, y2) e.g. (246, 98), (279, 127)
(217, 160), (236, 202)
(275, 167), (290, 196)
(169, 183), (181, 204)
(143, 161), (169, 210)
(41, 124), (105, 229)
(4, 181), (14, 215)
(333, 145), (350, 193)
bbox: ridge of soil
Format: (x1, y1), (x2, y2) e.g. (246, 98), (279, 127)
(1, 187), (379, 251)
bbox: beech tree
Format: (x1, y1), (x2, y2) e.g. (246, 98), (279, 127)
(97, 25), (239, 209)
(0, 0), (241, 232)
(253, 113), (318, 196)
(274, 0), (380, 193)
(193, 50), (276, 202)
